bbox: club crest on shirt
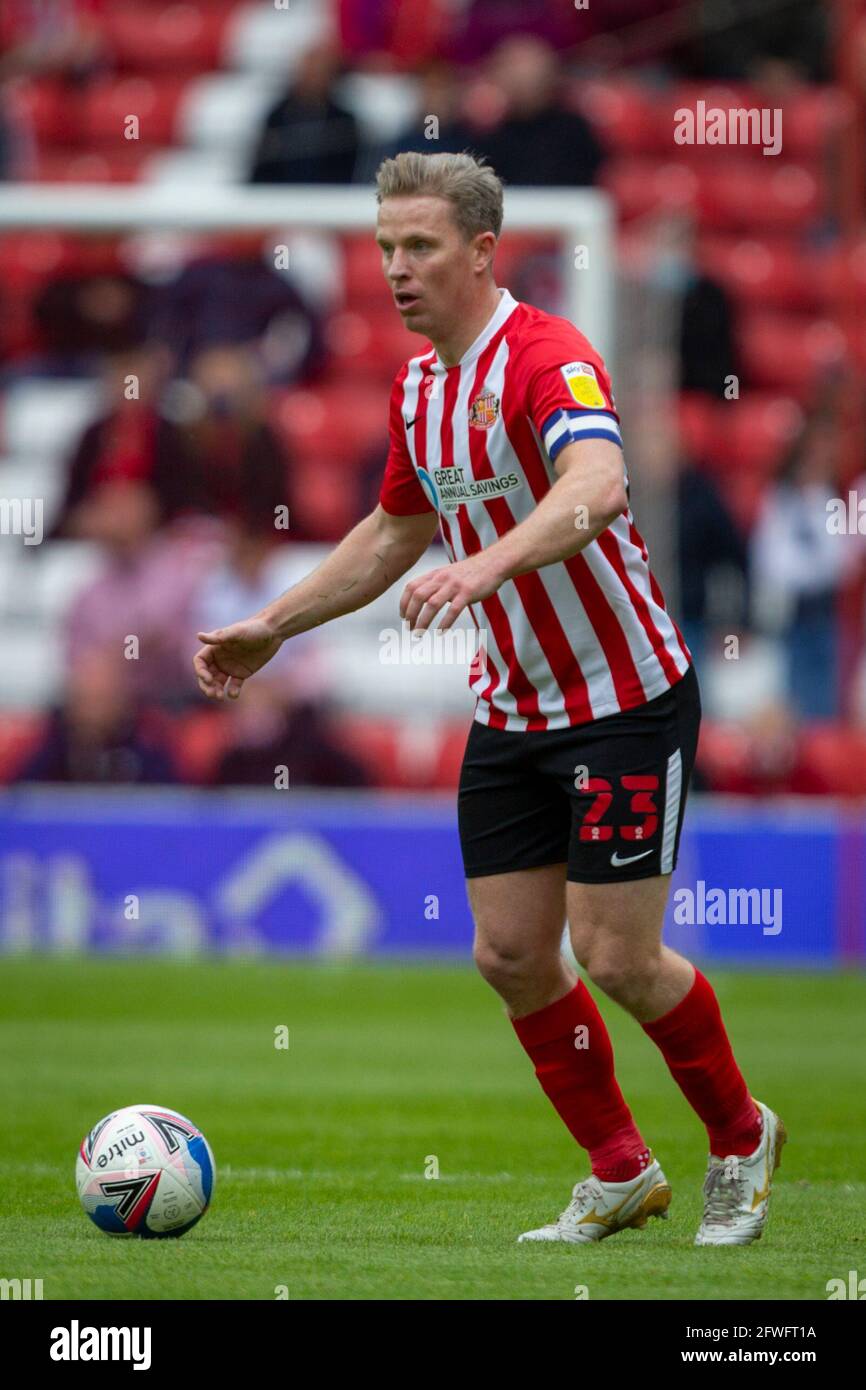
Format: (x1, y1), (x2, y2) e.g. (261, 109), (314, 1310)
(561, 361), (607, 409)
(468, 389), (501, 430)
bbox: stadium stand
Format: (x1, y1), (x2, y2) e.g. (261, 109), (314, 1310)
(1, 0), (865, 791)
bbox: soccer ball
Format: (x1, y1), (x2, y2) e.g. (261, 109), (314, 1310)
(76, 1104), (215, 1238)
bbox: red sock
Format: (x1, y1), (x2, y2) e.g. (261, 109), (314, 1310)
(641, 968), (761, 1156)
(511, 980), (650, 1182)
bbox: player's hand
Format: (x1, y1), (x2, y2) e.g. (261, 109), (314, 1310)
(399, 554), (505, 633)
(193, 616), (283, 700)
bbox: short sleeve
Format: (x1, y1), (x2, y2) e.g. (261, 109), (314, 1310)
(378, 368), (436, 516)
(521, 332), (623, 463)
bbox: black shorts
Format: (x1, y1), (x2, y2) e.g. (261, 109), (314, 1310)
(458, 664), (701, 884)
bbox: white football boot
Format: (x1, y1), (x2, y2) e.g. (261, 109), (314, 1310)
(694, 1099), (787, 1247)
(517, 1155), (672, 1245)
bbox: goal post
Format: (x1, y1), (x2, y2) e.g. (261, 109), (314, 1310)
(0, 182), (616, 363)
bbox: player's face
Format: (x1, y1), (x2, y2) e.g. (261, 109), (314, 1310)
(376, 195), (489, 339)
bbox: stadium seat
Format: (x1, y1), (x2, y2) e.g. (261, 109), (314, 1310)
(168, 709), (234, 784)
(79, 76), (189, 147)
(0, 712), (43, 782)
(602, 158), (699, 221)
(31, 149), (156, 183)
(333, 72), (419, 143)
(697, 163), (823, 231)
(738, 311), (847, 395)
(342, 235), (387, 305)
(569, 78), (664, 156)
(177, 72), (283, 155)
(270, 382), (387, 462)
(1, 382), (102, 462)
(7, 80), (74, 147)
(142, 148), (246, 185)
(779, 86), (852, 158)
(799, 725), (866, 796)
(333, 715), (410, 787)
(678, 392), (803, 475)
(323, 309), (417, 381)
(697, 236), (832, 312)
(99, 2), (237, 76)
(606, 157), (823, 230)
(223, 0), (331, 79)
(717, 470), (770, 532)
(825, 238), (866, 307)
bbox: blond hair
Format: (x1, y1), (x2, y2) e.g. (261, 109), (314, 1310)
(375, 151), (504, 241)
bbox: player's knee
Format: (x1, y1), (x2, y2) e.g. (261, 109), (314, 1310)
(582, 947), (660, 1002)
(472, 938), (538, 991)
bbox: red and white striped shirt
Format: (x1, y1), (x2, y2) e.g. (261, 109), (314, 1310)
(379, 288), (691, 732)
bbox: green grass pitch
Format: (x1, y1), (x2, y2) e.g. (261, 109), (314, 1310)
(1, 957), (863, 1301)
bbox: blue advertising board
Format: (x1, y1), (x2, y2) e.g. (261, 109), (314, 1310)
(0, 789), (863, 962)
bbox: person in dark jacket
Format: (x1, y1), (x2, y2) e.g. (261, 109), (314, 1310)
(249, 40), (359, 185)
(15, 648), (176, 785)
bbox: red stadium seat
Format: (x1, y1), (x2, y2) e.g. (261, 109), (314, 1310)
(717, 471), (769, 532)
(798, 726), (866, 797)
(676, 392), (719, 465)
(168, 710), (234, 785)
(324, 309), (417, 380)
(679, 392), (803, 475)
(779, 86), (852, 158)
(342, 235), (386, 304)
(270, 382), (387, 462)
(697, 236), (832, 312)
(7, 80), (75, 147)
(30, 148), (156, 182)
(100, 2), (236, 75)
(697, 163), (823, 231)
(79, 76), (189, 147)
(334, 717), (414, 788)
(825, 238), (866, 308)
(569, 78), (665, 156)
(602, 158), (700, 221)
(738, 311), (847, 395)
(0, 713), (43, 783)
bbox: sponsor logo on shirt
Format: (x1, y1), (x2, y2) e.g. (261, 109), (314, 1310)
(417, 464), (523, 513)
(561, 361), (607, 409)
(468, 389), (501, 430)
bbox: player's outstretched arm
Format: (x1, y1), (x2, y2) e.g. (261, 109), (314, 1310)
(193, 505), (439, 700)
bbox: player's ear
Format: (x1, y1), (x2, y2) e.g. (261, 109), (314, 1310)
(472, 231), (497, 273)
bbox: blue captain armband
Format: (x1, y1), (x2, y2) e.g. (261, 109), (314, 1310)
(541, 409), (623, 462)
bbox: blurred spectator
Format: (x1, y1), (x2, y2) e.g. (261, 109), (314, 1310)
(249, 41), (360, 185)
(354, 61), (477, 182)
(750, 411), (862, 720)
(148, 250), (325, 385)
(478, 37), (604, 188)
(213, 678), (369, 789)
(337, 0), (449, 69)
(444, 0), (588, 64)
(191, 520), (327, 696)
(14, 646), (176, 785)
(696, 701), (835, 797)
(653, 219), (740, 397)
(0, 0), (108, 179)
(177, 344), (306, 539)
(61, 481), (222, 705)
(677, 461), (749, 673)
(30, 270), (149, 377)
(50, 344), (203, 537)
(675, 0), (828, 83)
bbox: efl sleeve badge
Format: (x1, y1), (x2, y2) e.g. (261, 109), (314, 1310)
(561, 361), (607, 410)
